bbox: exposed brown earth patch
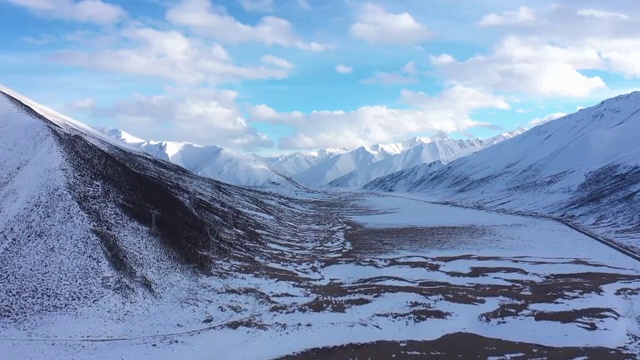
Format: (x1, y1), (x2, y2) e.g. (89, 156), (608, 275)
(345, 223), (492, 256)
(533, 308), (620, 331)
(278, 332), (633, 360)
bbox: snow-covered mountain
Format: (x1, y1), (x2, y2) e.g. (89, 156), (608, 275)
(366, 91), (640, 252)
(99, 128), (296, 187)
(102, 125), (521, 189)
(330, 129), (526, 188)
(259, 148), (349, 176)
(289, 145), (394, 186)
(261, 131), (524, 187)
(100, 124), (527, 189)
(260, 143), (407, 187)
(0, 84), (290, 326)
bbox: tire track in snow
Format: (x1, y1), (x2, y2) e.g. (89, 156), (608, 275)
(0, 316), (254, 343)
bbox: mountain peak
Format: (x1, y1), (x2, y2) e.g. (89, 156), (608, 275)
(432, 130), (450, 140)
(400, 132), (450, 149)
(95, 127), (145, 144)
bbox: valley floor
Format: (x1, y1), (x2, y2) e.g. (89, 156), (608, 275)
(2, 190), (640, 359)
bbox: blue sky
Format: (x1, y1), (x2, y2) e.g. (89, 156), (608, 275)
(2, 0), (640, 154)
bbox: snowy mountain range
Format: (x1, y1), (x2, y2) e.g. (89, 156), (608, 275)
(276, 132), (527, 187)
(259, 148), (350, 176)
(97, 128), (297, 187)
(100, 125), (526, 189)
(329, 129), (526, 188)
(366, 92), (640, 252)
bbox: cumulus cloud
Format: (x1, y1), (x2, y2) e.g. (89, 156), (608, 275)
(475, 4), (640, 78)
(51, 27), (295, 84)
(529, 113), (567, 127)
(250, 85), (509, 149)
(478, 7), (536, 27)
(7, 0), (125, 24)
(261, 54), (294, 69)
(166, 0), (328, 51)
(350, 3), (433, 45)
(335, 64), (353, 74)
(403, 61), (417, 74)
(430, 37), (606, 97)
(584, 38), (640, 78)
(89, 88), (273, 150)
(430, 54), (454, 65)
(248, 104), (281, 121)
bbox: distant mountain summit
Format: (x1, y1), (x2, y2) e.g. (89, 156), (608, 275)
(101, 125), (527, 188)
(330, 129), (526, 188)
(98, 128), (296, 187)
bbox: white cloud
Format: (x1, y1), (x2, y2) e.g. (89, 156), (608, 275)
(51, 27), (295, 84)
(528, 112), (567, 127)
(478, 7), (536, 27)
(261, 54), (294, 69)
(335, 64), (353, 74)
(577, 9), (629, 20)
(430, 37), (606, 97)
(336, 64), (353, 74)
(210, 44), (232, 62)
(587, 38), (640, 78)
(7, 0), (125, 24)
(403, 61), (417, 74)
(166, 0), (327, 50)
(251, 85), (508, 150)
(90, 88), (273, 150)
(239, 0), (273, 12)
(430, 54), (454, 65)
(475, 4), (640, 78)
(249, 104), (280, 121)
(350, 3), (433, 45)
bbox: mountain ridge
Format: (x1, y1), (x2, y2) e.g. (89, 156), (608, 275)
(98, 127), (296, 187)
(330, 128), (526, 188)
(101, 125), (528, 188)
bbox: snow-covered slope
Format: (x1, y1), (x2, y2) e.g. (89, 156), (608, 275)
(260, 148), (349, 176)
(0, 85), (291, 326)
(261, 134), (453, 186)
(291, 145), (393, 186)
(330, 130), (525, 188)
(366, 91), (640, 252)
(265, 131), (524, 188)
(100, 128), (295, 187)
